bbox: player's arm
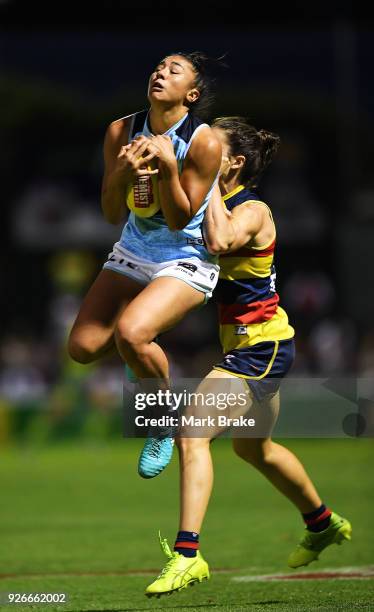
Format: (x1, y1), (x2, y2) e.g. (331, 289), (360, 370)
(145, 127), (222, 231)
(101, 120), (157, 224)
(203, 185), (264, 254)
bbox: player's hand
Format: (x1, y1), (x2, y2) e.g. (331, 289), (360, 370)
(146, 135), (177, 170)
(115, 137), (158, 180)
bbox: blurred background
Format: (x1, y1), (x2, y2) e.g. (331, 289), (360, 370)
(1, 3), (374, 444)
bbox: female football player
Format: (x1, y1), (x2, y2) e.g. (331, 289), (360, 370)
(68, 53), (221, 477)
(145, 117), (351, 597)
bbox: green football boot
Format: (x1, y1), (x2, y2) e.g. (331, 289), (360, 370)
(145, 532), (210, 598)
(288, 512), (352, 568)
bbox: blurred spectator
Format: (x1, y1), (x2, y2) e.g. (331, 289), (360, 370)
(47, 250), (99, 340)
(282, 270), (335, 335)
(0, 337), (48, 404)
(12, 179), (119, 248)
(308, 317), (356, 375)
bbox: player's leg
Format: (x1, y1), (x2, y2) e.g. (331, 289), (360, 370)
(114, 276), (205, 380)
(146, 370), (248, 597)
(115, 276), (206, 479)
(232, 393), (322, 513)
(232, 395), (351, 568)
(68, 269), (144, 364)
(176, 370), (247, 533)
(115, 255), (218, 381)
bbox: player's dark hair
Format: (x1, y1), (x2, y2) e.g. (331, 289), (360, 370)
(171, 51), (226, 117)
(212, 116), (281, 188)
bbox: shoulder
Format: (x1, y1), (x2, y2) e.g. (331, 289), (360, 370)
(187, 125), (222, 165)
(103, 114), (136, 167)
(231, 200), (266, 227)
(105, 114), (133, 143)
(242, 199), (272, 217)
(233, 200), (264, 218)
(190, 124), (221, 151)
(235, 199), (270, 215)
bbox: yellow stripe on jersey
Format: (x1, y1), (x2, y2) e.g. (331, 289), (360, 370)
(219, 306), (295, 353)
(222, 185), (246, 201)
(219, 254), (274, 280)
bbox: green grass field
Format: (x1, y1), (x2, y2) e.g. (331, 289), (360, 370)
(1, 438), (373, 611)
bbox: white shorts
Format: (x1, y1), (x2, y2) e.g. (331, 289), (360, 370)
(103, 242), (220, 301)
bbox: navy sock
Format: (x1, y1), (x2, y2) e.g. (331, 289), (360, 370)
(174, 530), (199, 558)
(303, 504), (332, 532)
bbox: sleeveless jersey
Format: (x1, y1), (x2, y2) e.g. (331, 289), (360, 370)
(119, 110), (218, 264)
(215, 185), (295, 353)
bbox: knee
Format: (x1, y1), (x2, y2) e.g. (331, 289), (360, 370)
(115, 320), (151, 352)
(67, 332), (97, 364)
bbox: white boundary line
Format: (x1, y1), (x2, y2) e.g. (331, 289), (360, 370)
(232, 566), (374, 582)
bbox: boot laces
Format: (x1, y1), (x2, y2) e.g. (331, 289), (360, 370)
(147, 438), (163, 459)
(158, 553), (181, 578)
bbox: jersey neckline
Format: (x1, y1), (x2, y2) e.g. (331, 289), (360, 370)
(222, 184), (246, 201)
(143, 110), (189, 137)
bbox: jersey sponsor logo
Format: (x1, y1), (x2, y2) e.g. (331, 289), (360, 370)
(186, 237), (205, 246)
(235, 325), (248, 335)
(210, 272), (216, 281)
(176, 262), (198, 273)
(133, 175), (154, 208)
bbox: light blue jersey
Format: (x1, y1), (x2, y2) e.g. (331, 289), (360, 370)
(119, 110), (218, 264)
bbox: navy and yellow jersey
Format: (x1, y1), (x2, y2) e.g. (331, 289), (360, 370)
(215, 185), (295, 353)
